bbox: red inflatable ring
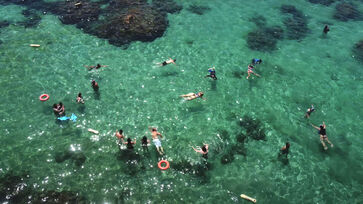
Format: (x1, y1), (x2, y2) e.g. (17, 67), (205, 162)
(39, 94), (49, 101)
(158, 160), (170, 170)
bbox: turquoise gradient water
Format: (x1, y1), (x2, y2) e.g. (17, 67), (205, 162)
(0, 0), (362, 203)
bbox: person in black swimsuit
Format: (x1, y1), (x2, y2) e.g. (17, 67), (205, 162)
(124, 138), (136, 150)
(191, 144), (209, 159)
(311, 122), (334, 150)
(141, 136), (150, 151)
(158, 58), (176, 66)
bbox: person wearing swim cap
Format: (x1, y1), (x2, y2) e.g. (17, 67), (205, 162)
(149, 127), (164, 155)
(305, 104), (315, 118)
(157, 58), (176, 66)
(280, 142), (290, 158)
(205, 67), (217, 80)
(180, 92), (206, 101)
(323, 25), (330, 34)
(311, 122), (334, 150)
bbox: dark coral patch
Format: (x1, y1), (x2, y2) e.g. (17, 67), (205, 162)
(17, 9), (42, 28)
(281, 5), (309, 40)
(353, 40), (363, 62)
(187, 4), (211, 15)
(152, 0), (182, 14)
(246, 26), (284, 51)
(333, 2), (361, 21)
(0, 20), (10, 29)
(249, 15), (267, 27)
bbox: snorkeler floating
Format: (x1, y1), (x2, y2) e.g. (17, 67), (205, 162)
(84, 63), (108, 70)
(311, 122), (334, 150)
(205, 67), (217, 80)
(180, 92), (205, 101)
(157, 58), (176, 66)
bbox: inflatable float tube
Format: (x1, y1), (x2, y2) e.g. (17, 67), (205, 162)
(88, 128), (99, 134)
(30, 44), (40, 47)
(39, 94), (49, 101)
(158, 160), (170, 170)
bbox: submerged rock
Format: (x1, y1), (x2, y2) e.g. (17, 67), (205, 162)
(220, 153), (234, 164)
(246, 26), (284, 51)
(18, 9), (42, 28)
(0, 20), (10, 29)
(187, 4), (211, 15)
(281, 5), (309, 40)
(55, 150), (87, 166)
(152, 0), (182, 14)
(239, 115), (267, 141)
(353, 40), (363, 62)
(334, 2), (361, 21)
(249, 15), (267, 27)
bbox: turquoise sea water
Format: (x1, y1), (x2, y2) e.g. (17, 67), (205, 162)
(0, 0), (363, 203)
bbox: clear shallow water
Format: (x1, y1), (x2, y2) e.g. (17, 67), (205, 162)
(0, 0), (363, 203)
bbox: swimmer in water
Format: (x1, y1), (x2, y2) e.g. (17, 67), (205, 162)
(180, 92), (205, 101)
(141, 136), (150, 151)
(91, 80), (99, 92)
(205, 67), (217, 80)
(149, 127), (164, 155)
(323, 25), (330, 34)
(311, 122), (334, 150)
(192, 144), (209, 159)
(123, 138), (136, 150)
(57, 102), (65, 116)
(53, 104), (60, 116)
(246, 64), (261, 79)
(115, 129), (124, 144)
(76, 93), (84, 104)
(157, 58), (176, 66)
(251, 58), (262, 65)
(84, 64), (108, 70)
(280, 142), (290, 158)
(305, 104), (315, 118)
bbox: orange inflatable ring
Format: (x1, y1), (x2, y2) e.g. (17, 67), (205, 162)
(39, 94), (49, 101)
(158, 160), (170, 170)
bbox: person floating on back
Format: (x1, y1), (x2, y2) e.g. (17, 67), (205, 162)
(246, 64), (260, 79)
(251, 58), (262, 65)
(280, 142), (290, 158)
(205, 67), (217, 80)
(76, 93), (84, 104)
(84, 64), (107, 70)
(305, 104), (315, 118)
(149, 127), (164, 155)
(323, 25), (330, 34)
(311, 122), (334, 150)
(158, 58), (176, 66)
(180, 92), (205, 101)
(91, 80), (99, 92)
(192, 144), (209, 159)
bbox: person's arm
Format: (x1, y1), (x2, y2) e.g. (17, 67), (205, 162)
(157, 132), (163, 138)
(192, 146), (203, 154)
(280, 145), (286, 151)
(311, 123), (320, 130)
(323, 122), (326, 128)
(132, 139), (136, 144)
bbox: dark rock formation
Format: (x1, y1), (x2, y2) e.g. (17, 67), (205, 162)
(249, 15), (267, 27)
(333, 2), (361, 21)
(353, 40), (363, 62)
(246, 26), (284, 51)
(0, 20), (10, 29)
(281, 5), (309, 40)
(221, 153), (234, 164)
(18, 9), (42, 28)
(187, 4), (211, 15)
(307, 0), (337, 6)
(239, 115), (267, 141)
(0, 171), (86, 203)
(55, 150), (87, 166)
(53, 0), (101, 25)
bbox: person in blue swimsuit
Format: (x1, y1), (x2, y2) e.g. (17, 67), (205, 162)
(180, 92), (205, 101)
(205, 67), (217, 80)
